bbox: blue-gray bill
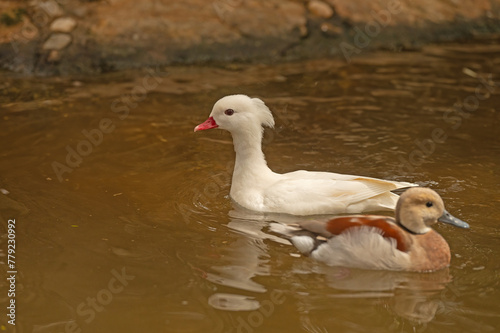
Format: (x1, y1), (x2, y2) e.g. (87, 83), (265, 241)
(439, 210), (470, 229)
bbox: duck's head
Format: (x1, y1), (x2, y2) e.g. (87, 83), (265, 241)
(396, 187), (470, 234)
(194, 94), (275, 133)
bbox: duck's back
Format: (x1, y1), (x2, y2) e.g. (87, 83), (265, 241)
(253, 170), (415, 215)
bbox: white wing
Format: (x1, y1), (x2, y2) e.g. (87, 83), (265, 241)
(262, 170), (416, 215)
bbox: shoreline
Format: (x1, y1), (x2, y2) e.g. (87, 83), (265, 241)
(1, 0), (500, 76)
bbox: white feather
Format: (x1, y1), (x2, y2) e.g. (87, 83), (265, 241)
(201, 94), (417, 216)
(291, 236), (316, 254)
(310, 226), (411, 271)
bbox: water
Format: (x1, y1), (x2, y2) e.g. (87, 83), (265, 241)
(1, 42), (499, 333)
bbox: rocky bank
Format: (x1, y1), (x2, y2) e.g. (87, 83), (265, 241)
(1, 0), (500, 76)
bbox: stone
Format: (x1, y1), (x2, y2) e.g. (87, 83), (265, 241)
(43, 33), (72, 50)
(308, 0), (334, 19)
(47, 50), (61, 62)
(320, 22), (343, 37)
(71, 6), (88, 18)
(50, 17), (77, 33)
(37, 0), (65, 18)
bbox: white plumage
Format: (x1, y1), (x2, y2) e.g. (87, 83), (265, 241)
(268, 221), (411, 271)
(195, 94), (417, 215)
(308, 227), (411, 271)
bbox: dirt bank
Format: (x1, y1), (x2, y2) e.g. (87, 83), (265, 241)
(1, 0), (500, 76)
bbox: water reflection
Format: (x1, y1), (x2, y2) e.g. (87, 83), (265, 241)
(205, 234), (269, 294)
(322, 268), (451, 324)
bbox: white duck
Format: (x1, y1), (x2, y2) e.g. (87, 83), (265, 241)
(194, 94), (416, 215)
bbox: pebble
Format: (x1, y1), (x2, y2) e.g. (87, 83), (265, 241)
(36, 0), (65, 18)
(320, 22), (343, 37)
(299, 24), (309, 37)
(308, 0), (334, 19)
(71, 6), (88, 18)
(43, 33), (72, 50)
(47, 50), (61, 62)
(50, 17), (77, 33)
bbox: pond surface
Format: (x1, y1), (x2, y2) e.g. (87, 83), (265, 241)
(1, 42), (500, 333)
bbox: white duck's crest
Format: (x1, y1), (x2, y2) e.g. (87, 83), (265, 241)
(250, 96), (275, 129)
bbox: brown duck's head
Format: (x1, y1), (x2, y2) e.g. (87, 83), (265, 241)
(395, 188), (470, 234)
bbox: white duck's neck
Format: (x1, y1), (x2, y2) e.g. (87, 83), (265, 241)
(231, 125), (275, 182)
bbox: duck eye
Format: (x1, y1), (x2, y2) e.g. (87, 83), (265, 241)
(224, 109), (234, 116)
(426, 202), (433, 208)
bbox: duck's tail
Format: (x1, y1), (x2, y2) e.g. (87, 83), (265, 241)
(269, 222), (327, 256)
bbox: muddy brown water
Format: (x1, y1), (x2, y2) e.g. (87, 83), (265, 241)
(1, 43), (500, 333)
